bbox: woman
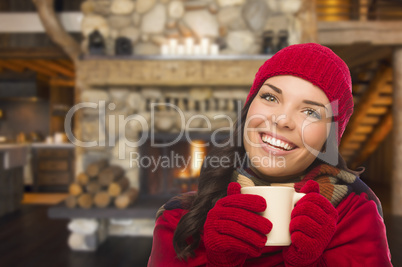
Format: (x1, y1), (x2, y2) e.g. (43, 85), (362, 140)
(148, 43), (392, 266)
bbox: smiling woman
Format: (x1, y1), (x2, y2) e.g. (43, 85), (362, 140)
(147, 43), (392, 267)
(244, 75), (332, 180)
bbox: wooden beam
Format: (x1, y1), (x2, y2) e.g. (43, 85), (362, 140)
(0, 47), (68, 59)
(348, 134), (367, 142)
(360, 116), (381, 125)
(392, 46), (402, 215)
(318, 21), (402, 45)
(11, 59), (59, 78)
(32, 0), (80, 64)
(379, 83), (393, 94)
(366, 106), (389, 115)
(0, 60), (26, 72)
(33, 59), (74, 78)
(347, 47), (392, 69)
(341, 142), (362, 150)
(340, 66), (392, 148)
(50, 78), (75, 87)
(350, 111), (393, 169)
(354, 125), (374, 134)
(340, 149), (356, 156)
(55, 59), (74, 70)
(374, 96), (393, 106)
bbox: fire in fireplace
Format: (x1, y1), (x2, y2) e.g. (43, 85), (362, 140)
(138, 132), (228, 198)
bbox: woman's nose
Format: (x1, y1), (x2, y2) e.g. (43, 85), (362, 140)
(273, 111), (296, 130)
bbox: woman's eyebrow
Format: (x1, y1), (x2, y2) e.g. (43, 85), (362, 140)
(303, 100), (328, 111)
(265, 83), (282, 94)
(266, 83), (328, 111)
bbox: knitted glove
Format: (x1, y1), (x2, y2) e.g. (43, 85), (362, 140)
(283, 180), (338, 266)
(204, 182), (273, 267)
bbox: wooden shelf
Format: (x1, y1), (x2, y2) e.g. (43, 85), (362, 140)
(48, 196), (170, 219)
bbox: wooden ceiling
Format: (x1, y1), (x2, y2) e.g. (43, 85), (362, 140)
(0, 47), (75, 87)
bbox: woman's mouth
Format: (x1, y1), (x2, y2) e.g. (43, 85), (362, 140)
(260, 133), (297, 151)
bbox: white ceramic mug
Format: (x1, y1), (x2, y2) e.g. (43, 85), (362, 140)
(240, 186), (305, 246)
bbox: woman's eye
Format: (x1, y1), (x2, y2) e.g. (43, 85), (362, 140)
(260, 93), (278, 103)
(304, 109), (321, 119)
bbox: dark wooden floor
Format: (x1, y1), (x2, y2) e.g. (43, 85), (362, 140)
(0, 203), (400, 267)
(0, 205), (152, 267)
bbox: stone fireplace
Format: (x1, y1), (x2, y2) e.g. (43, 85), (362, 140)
(72, 58), (265, 197)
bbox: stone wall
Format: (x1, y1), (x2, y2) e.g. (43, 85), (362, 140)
(80, 0), (315, 56)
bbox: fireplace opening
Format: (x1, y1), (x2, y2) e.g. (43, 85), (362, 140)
(138, 132), (229, 199)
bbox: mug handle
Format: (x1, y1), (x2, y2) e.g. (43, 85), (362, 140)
(292, 192), (306, 206)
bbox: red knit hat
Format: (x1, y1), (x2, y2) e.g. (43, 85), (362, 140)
(246, 43), (354, 144)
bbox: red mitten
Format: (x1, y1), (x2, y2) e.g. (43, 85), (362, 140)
(283, 180), (338, 267)
(204, 182), (273, 267)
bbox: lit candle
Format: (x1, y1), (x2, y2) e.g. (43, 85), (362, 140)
(169, 38), (178, 55)
(193, 45), (201, 55)
(201, 38), (209, 55)
(160, 44), (169, 55)
(210, 44), (219, 55)
(185, 37), (194, 55)
(177, 45), (185, 55)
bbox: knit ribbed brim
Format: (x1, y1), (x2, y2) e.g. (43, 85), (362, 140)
(246, 43), (354, 144)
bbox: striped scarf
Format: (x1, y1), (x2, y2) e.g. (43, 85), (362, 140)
(233, 163), (383, 217)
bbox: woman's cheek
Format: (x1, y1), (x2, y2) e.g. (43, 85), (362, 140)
(301, 123), (327, 151)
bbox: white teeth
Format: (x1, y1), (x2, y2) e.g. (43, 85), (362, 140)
(261, 134), (294, 151)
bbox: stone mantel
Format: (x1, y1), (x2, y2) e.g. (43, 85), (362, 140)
(76, 56), (269, 87)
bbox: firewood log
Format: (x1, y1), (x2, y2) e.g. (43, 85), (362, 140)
(65, 195), (77, 209)
(98, 165), (124, 186)
(69, 183), (82, 196)
(86, 159), (109, 178)
(78, 193), (93, 209)
(86, 181), (101, 195)
(108, 177), (130, 197)
(94, 191), (111, 208)
(115, 188), (139, 209)
(77, 172), (90, 186)
(68, 219), (99, 234)
(68, 232), (97, 251)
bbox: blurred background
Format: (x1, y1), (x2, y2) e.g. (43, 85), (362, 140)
(0, 0), (401, 266)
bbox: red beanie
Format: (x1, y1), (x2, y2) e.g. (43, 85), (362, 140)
(246, 43), (354, 144)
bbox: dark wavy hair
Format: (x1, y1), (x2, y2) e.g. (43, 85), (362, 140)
(173, 94), (362, 260)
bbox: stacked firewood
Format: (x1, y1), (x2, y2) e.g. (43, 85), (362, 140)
(65, 159), (139, 209)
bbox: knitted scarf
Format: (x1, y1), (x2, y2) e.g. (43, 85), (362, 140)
(232, 162), (383, 217)
(157, 161), (383, 219)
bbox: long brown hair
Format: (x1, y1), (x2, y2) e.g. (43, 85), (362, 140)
(173, 94), (362, 260)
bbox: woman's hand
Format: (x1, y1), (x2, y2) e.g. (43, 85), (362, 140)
(283, 180), (338, 266)
(204, 182), (273, 267)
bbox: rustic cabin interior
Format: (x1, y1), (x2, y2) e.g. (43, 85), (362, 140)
(0, 0), (401, 266)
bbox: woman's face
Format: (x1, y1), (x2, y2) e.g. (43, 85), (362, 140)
(243, 75), (332, 182)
